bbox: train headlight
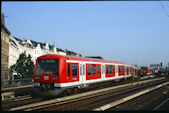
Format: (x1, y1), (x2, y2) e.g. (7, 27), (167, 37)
(36, 76), (40, 79)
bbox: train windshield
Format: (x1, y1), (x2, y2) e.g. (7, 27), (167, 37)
(36, 59), (59, 75)
(141, 67), (147, 71)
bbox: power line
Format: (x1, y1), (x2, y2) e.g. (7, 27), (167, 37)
(159, 0), (169, 18)
(165, 0), (169, 8)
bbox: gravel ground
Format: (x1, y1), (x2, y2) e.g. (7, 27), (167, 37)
(108, 84), (169, 110)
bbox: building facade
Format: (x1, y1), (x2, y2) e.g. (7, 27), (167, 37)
(1, 13), (11, 80)
(9, 36), (68, 68)
(9, 36), (19, 68)
(65, 49), (82, 57)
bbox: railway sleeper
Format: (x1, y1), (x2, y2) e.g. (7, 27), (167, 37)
(1, 92), (15, 101)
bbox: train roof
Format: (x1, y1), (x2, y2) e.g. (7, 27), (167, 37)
(134, 67), (141, 69)
(141, 66), (150, 68)
(37, 54), (131, 65)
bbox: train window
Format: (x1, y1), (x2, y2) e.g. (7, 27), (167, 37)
(72, 64), (77, 76)
(110, 66), (112, 73)
(122, 66), (124, 72)
(106, 65), (109, 74)
(141, 67), (147, 72)
(121, 66), (123, 73)
(124, 67), (125, 73)
(68, 64), (70, 76)
(97, 65), (101, 74)
(129, 68), (131, 72)
(87, 64), (91, 75)
(122, 66), (124, 73)
(83, 64), (85, 75)
(119, 66), (121, 73)
(36, 59), (59, 75)
(92, 65), (96, 75)
(80, 64), (82, 75)
(124, 67), (125, 72)
(113, 66), (115, 74)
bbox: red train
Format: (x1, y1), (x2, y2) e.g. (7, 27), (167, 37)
(134, 67), (141, 76)
(140, 66), (152, 76)
(34, 54), (135, 96)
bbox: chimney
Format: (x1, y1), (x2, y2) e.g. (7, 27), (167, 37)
(1, 13), (5, 25)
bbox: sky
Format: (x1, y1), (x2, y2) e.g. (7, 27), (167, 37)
(2, 1), (169, 66)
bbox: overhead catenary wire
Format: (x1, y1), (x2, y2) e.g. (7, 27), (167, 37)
(159, 0), (169, 18)
(165, 0), (169, 8)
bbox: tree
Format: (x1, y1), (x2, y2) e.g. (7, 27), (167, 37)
(11, 52), (35, 79)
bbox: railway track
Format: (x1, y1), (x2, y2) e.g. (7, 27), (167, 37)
(2, 95), (32, 104)
(1, 78), (131, 107)
(1, 76), (134, 102)
(0, 75), (159, 102)
(4, 77), (165, 111)
(1, 77), (130, 110)
(35, 78), (168, 111)
(94, 81), (169, 111)
(2, 96), (42, 110)
(1, 84), (34, 92)
(153, 98), (169, 110)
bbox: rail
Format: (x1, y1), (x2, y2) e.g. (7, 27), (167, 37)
(7, 77), (165, 111)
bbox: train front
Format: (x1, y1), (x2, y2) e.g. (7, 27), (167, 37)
(33, 54), (65, 96)
(140, 66), (148, 76)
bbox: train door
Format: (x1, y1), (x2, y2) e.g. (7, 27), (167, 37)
(102, 64), (105, 79)
(115, 64), (118, 77)
(118, 65), (124, 76)
(124, 66), (126, 76)
(79, 62), (86, 84)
